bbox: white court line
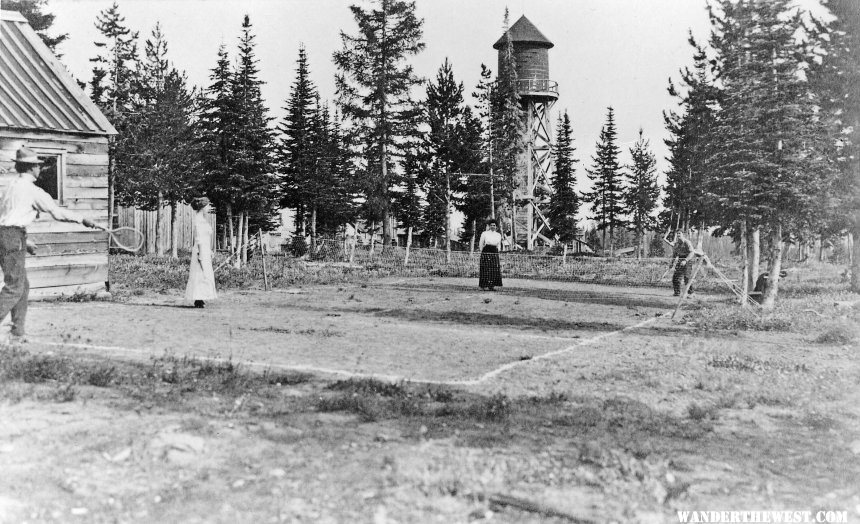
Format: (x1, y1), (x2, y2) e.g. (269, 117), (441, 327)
(28, 311), (669, 387)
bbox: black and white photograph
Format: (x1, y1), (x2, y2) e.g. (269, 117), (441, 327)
(0, 0), (858, 522)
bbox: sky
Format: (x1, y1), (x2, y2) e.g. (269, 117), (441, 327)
(33, 0), (719, 186)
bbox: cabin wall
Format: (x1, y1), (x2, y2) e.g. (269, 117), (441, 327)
(0, 130), (109, 298)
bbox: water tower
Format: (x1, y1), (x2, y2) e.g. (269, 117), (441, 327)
(494, 15), (558, 250)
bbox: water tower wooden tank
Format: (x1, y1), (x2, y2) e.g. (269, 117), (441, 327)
(494, 15), (558, 249)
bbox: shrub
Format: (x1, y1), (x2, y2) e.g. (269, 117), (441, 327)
(289, 236), (308, 258)
(815, 322), (859, 345)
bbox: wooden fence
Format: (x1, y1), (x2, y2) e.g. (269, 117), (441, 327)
(116, 204), (216, 254)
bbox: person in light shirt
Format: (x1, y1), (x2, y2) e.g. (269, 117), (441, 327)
(185, 196), (217, 308)
(0, 147), (100, 340)
(478, 218), (503, 291)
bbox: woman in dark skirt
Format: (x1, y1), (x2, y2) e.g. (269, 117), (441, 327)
(478, 219), (503, 291)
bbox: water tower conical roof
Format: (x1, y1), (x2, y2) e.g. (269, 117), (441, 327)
(493, 15), (554, 49)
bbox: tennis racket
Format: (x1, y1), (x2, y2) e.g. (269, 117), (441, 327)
(101, 226), (145, 252)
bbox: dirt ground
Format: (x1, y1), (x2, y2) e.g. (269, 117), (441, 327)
(1, 276), (859, 523)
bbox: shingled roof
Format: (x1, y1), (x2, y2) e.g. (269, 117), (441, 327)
(493, 15), (554, 50)
(0, 10), (117, 136)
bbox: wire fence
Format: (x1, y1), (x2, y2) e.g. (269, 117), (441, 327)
(254, 238), (746, 290)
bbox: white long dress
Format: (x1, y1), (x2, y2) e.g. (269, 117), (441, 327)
(185, 211), (217, 302)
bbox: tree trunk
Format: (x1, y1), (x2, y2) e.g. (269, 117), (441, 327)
(601, 227), (606, 256)
(818, 232), (825, 262)
(489, 166), (495, 219)
(445, 170), (452, 263)
(510, 193), (517, 250)
(155, 191), (164, 257)
(227, 204), (235, 258)
(170, 201), (178, 259)
(242, 212), (249, 266)
(382, 210), (392, 253)
(740, 220), (749, 305)
(751, 226), (760, 288)
(851, 225), (860, 293)
(761, 225), (784, 310)
(310, 206), (317, 256)
(404, 226), (412, 266)
(107, 141), (115, 231)
(470, 219), (476, 255)
(235, 211), (244, 268)
(368, 221), (376, 259)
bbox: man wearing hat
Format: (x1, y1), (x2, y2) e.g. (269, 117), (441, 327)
(0, 147), (100, 340)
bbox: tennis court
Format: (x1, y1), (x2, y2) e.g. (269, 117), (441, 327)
(23, 276), (716, 390)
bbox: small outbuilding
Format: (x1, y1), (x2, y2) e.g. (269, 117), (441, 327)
(0, 10), (117, 298)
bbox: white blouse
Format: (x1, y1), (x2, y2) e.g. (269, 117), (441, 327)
(479, 230), (502, 250)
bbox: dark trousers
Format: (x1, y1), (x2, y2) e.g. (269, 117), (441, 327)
(672, 261), (693, 295)
(0, 227), (29, 335)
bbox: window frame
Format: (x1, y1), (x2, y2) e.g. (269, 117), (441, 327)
(31, 146), (66, 206)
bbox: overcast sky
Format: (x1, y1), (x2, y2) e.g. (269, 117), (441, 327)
(38, 0), (722, 186)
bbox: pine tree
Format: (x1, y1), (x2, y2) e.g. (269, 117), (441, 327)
(393, 148), (424, 248)
(624, 129), (660, 258)
(662, 36), (719, 232)
(547, 111), (579, 244)
(422, 59), (466, 257)
(278, 45), (319, 236)
(90, 2), (138, 112)
(492, 9), (525, 246)
(118, 24), (201, 257)
(705, 0), (836, 308)
(813, 0), (860, 291)
(308, 102), (355, 240)
(4, 0), (68, 53)
(466, 64), (496, 222)
(456, 106), (489, 248)
(334, 0), (425, 249)
(230, 15), (278, 257)
(89, 1), (139, 229)
(197, 44), (237, 249)
(582, 107), (625, 255)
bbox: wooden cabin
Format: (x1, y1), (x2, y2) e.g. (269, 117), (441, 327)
(0, 10), (117, 298)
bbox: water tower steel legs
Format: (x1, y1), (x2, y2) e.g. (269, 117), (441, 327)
(515, 97), (555, 249)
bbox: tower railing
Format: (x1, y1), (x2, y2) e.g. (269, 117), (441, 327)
(516, 78), (558, 95)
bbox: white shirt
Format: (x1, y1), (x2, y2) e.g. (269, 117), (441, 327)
(0, 174), (84, 227)
(479, 230), (502, 250)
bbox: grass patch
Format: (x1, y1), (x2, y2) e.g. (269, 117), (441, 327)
(708, 354), (810, 374)
(686, 402), (719, 421)
(814, 322), (859, 345)
(261, 369), (313, 386)
(1, 350), (73, 383)
(327, 378), (409, 397)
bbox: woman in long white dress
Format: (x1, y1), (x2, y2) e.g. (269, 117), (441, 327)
(185, 197), (216, 308)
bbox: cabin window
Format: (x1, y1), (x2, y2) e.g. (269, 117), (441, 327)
(33, 151), (64, 205)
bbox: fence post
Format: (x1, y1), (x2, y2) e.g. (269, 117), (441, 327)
(260, 230), (269, 291)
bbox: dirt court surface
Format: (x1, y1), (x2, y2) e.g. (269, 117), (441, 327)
(25, 277), (689, 386)
(1, 276), (859, 523)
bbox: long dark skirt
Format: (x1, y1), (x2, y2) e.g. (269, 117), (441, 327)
(479, 246), (502, 289)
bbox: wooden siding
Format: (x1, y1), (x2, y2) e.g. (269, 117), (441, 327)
(0, 131), (109, 296)
(116, 204), (216, 254)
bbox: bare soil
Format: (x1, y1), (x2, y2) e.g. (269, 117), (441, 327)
(1, 277), (858, 523)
